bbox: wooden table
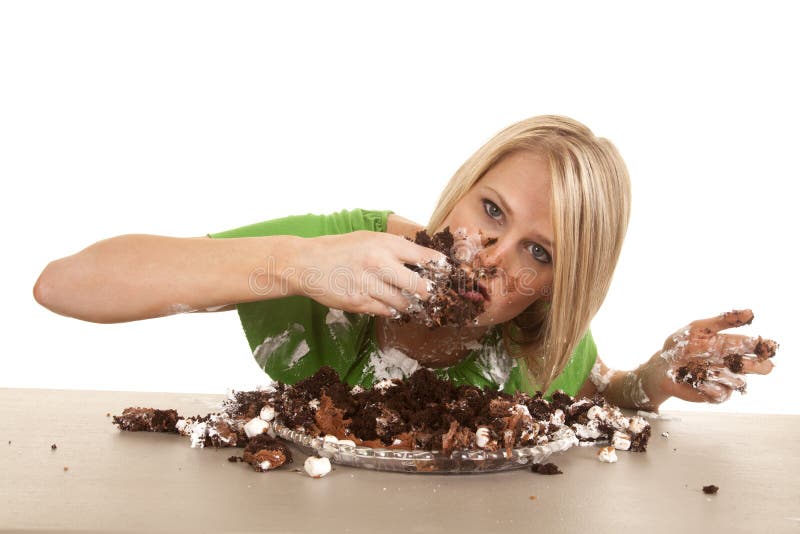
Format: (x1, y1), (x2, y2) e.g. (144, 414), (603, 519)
(2, 388), (798, 533)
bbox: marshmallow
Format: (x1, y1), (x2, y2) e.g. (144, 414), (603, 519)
(304, 456), (332, 478)
(612, 431), (631, 451)
(597, 446), (618, 463)
(475, 427), (491, 448)
(244, 417), (270, 438)
(322, 435), (339, 449)
(627, 416), (648, 434)
(259, 405), (276, 422)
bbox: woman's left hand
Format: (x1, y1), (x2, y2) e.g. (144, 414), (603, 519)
(636, 309), (778, 407)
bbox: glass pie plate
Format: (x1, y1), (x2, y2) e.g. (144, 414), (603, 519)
(272, 420), (578, 474)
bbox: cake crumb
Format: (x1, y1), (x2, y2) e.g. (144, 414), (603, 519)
(51, 443), (57, 450)
(106, 412), (111, 417)
(228, 455), (243, 463)
(63, 466), (69, 472)
(702, 484), (719, 495)
(529, 495), (537, 500)
(531, 462), (563, 475)
(661, 432), (669, 438)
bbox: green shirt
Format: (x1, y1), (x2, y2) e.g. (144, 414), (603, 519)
(208, 208), (597, 397)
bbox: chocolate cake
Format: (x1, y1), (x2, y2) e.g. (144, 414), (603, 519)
(114, 366), (651, 474)
(397, 227), (498, 328)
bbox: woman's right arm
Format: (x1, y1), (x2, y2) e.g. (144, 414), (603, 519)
(33, 232), (443, 324)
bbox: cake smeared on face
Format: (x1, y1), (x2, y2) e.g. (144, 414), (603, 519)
(398, 227), (498, 328)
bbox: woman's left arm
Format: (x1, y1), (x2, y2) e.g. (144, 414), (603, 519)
(577, 309), (778, 411)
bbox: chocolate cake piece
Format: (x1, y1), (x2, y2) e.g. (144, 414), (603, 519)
(242, 434), (293, 472)
(398, 227), (498, 328)
(270, 366), (651, 454)
(112, 407), (179, 433)
(114, 366), (652, 474)
(531, 462), (562, 475)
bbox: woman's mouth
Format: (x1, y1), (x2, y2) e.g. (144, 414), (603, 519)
(460, 282), (490, 303)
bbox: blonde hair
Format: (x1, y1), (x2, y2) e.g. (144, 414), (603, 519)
(427, 116), (631, 392)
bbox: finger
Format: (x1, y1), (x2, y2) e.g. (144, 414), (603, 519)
(704, 367), (747, 392)
(708, 333), (758, 356)
(689, 309), (754, 335)
(391, 263), (435, 301)
(395, 236), (450, 267)
(738, 355), (774, 375)
(695, 382), (733, 404)
(754, 337), (779, 359)
(365, 279), (423, 316)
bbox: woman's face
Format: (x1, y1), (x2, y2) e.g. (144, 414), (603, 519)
(435, 150), (555, 327)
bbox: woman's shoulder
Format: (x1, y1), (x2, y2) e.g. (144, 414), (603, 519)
(386, 213), (424, 238)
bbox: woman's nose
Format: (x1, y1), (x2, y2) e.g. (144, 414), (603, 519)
(476, 237), (507, 268)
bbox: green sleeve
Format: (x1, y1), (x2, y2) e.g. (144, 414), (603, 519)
(207, 208), (393, 384)
(207, 208), (393, 239)
(502, 329), (598, 398)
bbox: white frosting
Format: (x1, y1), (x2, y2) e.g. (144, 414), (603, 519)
(304, 456), (332, 478)
(288, 340), (311, 367)
(550, 409), (565, 426)
(573, 421), (603, 440)
(374, 379), (397, 391)
(253, 324), (306, 367)
(325, 308), (349, 325)
(259, 460), (272, 471)
(259, 405), (276, 422)
(244, 418), (270, 438)
(175, 419), (189, 434)
(612, 431), (631, 451)
(167, 303), (196, 315)
(475, 427), (491, 448)
(350, 385), (365, 395)
(475, 334), (514, 390)
(189, 422), (208, 448)
(338, 439), (356, 448)
(367, 348), (420, 381)
(597, 446), (618, 463)
(308, 399), (320, 411)
(589, 361), (615, 393)
(322, 435), (339, 449)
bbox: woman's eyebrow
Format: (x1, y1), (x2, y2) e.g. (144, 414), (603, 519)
(485, 186), (553, 251)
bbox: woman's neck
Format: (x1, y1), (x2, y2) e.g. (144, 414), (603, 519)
(375, 316), (492, 368)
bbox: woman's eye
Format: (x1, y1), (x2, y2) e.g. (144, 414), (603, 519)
(483, 199), (503, 220)
(528, 243), (552, 264)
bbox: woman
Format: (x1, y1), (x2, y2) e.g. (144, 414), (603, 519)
(32, 116), (776, 412)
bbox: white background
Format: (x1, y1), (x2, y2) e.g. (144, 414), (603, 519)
(2, 1), (797, 414)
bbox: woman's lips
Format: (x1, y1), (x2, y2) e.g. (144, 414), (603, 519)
(460, 283), (490, 303)
(477, 283), (490, 302)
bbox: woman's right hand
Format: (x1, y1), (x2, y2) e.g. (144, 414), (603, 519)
(289, 231), (448, 317)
